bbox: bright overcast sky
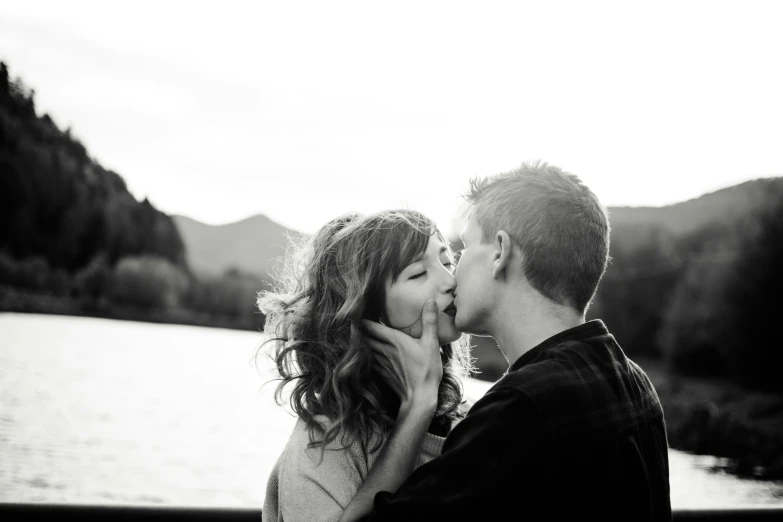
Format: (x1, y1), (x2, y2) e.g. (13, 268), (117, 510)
(1, 0), (781, 235)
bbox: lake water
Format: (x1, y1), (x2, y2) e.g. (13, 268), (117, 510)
(1, 313), (782, 510)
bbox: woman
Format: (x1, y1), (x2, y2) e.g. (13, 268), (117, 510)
(259, 209), (473, 522)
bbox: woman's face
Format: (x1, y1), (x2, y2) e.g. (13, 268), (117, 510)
(383, 234), (461, 345)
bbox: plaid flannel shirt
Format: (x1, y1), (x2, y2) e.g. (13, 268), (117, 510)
(365, 320), (672, 521)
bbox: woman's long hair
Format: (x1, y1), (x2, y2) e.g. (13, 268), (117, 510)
(258, 209), (474, 456)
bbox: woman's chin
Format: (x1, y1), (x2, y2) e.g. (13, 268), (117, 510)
(436, 316), (461, 344)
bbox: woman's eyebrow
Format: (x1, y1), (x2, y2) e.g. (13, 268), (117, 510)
(406, 254), (426, 266)
(407, 246), (448, 266)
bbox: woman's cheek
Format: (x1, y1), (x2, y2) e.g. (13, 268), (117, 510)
(403, 302), (425, 339)
(400, 290), (422, 324)
(387, 290), (419, 331)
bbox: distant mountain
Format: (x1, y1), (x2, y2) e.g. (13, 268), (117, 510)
(173, 214), (303, 279)
(608, 177), (783, 238)
(177, 177), (783, 285)
(447, 177), (783, 249)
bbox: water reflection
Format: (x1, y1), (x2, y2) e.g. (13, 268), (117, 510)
(1, 313), (781, 508)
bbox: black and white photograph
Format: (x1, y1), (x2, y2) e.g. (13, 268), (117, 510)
(1, 1), (782, 520)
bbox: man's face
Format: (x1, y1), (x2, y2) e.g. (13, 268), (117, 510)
(453, 215), (495, 335)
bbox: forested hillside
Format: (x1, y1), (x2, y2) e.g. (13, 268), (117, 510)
(0, 61), (267, 330)
(0, 63), (184, 272)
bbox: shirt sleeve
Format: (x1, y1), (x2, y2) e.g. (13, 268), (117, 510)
(360, 387), (549, 521)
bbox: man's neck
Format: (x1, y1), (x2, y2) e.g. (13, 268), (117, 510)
(489, 296), (585, 368)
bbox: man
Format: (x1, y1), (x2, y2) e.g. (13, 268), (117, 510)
(340, 161), (671, 521)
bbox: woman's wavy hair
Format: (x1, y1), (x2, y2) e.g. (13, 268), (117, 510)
(257, 209), (474, 456)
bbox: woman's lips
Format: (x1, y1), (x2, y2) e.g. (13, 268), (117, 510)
(443, 301), (457, 317)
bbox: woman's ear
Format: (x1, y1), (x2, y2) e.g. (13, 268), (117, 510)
(491, 230), (513, 280)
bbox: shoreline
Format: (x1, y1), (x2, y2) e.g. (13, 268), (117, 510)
(641, 359), (783, 482)
(0, 286), (263, 333)
(2, 290), (782, 482)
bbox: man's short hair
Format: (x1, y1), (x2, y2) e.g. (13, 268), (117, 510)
(465, 160), (610, 313)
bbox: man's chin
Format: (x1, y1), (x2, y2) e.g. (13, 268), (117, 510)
(438, 331), (462, 345)
(454, 315), (468, 333)
(454, 315), (482, 337)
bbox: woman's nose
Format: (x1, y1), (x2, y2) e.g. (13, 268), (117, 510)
(440, 269), (457, 294)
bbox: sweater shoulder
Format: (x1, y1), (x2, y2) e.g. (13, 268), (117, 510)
(272, 417), (369, 520)
(282, 416), (370, 474)
(270, 416), (447, 520)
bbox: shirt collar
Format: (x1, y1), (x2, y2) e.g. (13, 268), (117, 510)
(508, 319), (609, 373)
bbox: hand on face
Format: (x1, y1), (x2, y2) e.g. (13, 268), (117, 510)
(363, 300), (443, 411)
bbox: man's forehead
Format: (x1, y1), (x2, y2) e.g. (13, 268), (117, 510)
(459, 215), (480, 242)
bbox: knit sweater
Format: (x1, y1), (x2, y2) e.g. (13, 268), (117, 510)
(262, 415), (446, 522)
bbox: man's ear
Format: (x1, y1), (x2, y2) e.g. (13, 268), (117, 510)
(492, 230), (513, 280)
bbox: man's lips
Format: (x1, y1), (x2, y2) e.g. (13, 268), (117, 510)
(443, 301), (457, 317)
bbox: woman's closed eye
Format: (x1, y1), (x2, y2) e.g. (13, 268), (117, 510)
(409, 258), (454, 280)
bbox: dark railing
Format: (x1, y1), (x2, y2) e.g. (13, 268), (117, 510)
(1, 503), (783, 521)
